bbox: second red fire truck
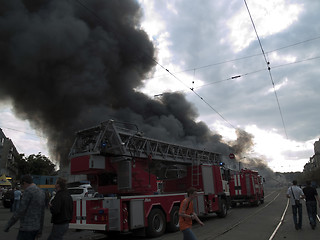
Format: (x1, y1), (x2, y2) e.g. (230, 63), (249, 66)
(229, 168), (264, 207)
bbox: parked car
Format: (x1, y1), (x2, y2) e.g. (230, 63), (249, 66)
(68, 184), (95, 198)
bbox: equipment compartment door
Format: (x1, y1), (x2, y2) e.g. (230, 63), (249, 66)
(103, 198), (121, 231)
(196, 194), (205, 215)
(118, 160), (132, 190)
(201, 166), (215, 194)
(130, 199), (145, 229)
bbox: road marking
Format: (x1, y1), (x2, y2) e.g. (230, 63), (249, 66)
(208, 190), (282, 239)
(264, 190), (278, 199)
(268, 198), (289, 240)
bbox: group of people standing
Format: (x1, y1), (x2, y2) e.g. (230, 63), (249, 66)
(3, 175), (73, 240)
(287, 180), (320, 230)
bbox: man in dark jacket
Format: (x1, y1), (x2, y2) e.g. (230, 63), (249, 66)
(4, 175), (45, 240)
(303, 180), (320, 229)
(48, 177), (73, 240)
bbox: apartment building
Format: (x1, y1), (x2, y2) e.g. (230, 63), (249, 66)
(0, 128), (19, 178)
(304, 138), (320, 172)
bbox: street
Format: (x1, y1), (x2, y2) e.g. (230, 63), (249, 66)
(143, 188), (320, 240)
(1, 188), (319, 240)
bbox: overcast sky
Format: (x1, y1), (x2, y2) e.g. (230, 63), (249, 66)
(138, 0), (320, 172)
(0, 0), (319, 172)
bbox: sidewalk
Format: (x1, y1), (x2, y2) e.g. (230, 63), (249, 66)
(0, 201), (105, 240)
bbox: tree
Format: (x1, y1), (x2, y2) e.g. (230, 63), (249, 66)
(15, 153), (57, 178)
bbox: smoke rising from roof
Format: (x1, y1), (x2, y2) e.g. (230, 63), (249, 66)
(0, 0), (274, 175)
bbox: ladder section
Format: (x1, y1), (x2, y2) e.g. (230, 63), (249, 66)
(191, 156), (200, 186)
(191, 166), (200, 186)
(69, 120), (221, 165)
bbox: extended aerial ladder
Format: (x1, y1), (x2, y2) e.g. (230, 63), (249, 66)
(69, 119), (220, 165)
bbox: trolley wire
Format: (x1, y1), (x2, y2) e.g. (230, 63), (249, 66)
(195, 55), (320, 89)
(151, 59), (236, 129)
(146, 35), (320, 81)
(244, 0), (288, 139)
(0, 125), (47, 139)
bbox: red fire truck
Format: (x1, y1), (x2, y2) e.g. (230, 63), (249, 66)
(68, 120), (231, 237)
(229, 168), (264, 207)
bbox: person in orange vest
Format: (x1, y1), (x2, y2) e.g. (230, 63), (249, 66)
(179, 187), (204, 240)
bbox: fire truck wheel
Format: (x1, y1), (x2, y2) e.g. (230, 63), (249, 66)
(146, 208), (166, 237)
(217, 199), (227, 218)
(167, 206), (180, 232)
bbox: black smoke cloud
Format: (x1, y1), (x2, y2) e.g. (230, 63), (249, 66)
(0, 0), (155, 164)
(0, 0), (272, 174)
(230, 129), (254, 155)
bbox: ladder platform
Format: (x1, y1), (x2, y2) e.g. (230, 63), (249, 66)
(69, 120), (221, 165)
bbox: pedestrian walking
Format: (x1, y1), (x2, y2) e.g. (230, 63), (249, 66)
(12, 186), (22, 212)
(287, 180), (305, 230)
(179, 187), (204, 240)
(303, 180), (320, 229)
(47, 177), (73, 240)
(4, 175), (45, 240)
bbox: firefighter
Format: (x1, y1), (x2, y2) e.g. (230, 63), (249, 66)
(179, 187), (204, 240)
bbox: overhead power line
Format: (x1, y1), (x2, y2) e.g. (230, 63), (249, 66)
(194, 55), (320, 89)
(0, 126), (47, 139)
(146, 35), (320, 81)
(151, 59), (236, 129)
(244, 0), (288, 139)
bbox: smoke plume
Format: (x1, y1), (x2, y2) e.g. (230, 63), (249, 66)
(0, 0), (273, 175)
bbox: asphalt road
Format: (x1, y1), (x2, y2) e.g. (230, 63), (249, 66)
(141, 188), (320, 240)
(1, 188), (319, 240)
